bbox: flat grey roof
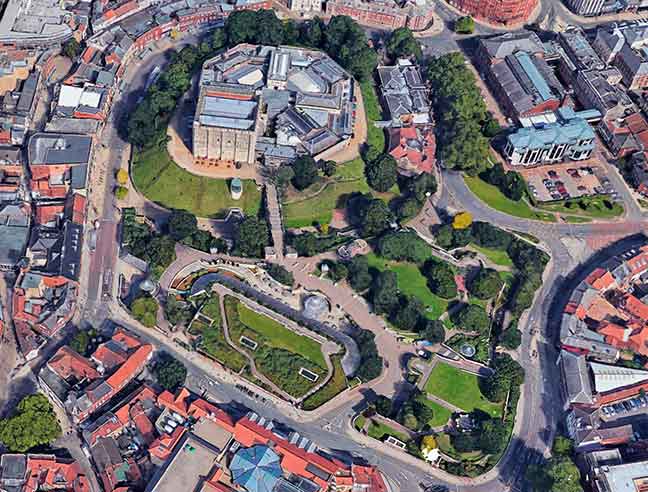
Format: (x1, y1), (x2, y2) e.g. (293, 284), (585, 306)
(28, 133), (92, 166)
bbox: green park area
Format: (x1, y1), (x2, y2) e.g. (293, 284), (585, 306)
(464, 176), (556, 222)
(131, 145), (261, 218)
(224, 296), (327, 397)
(469, 244), (513, 267)
(189, 298), (247, 372)
(302, 355), (348, 410)
(421, 398), (453, 427)
(366, 420), (410, 442)
(424, 362), (502, 417)
(537, 195), (624, 219)
(366, 253), (450, 320)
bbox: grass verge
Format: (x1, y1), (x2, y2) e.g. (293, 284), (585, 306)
(301, 355), (348, 410)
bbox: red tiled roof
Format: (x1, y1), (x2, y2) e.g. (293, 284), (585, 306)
(106, 344), (152, 391)
(35, 203), (65, 225)
(25, 456), (90, 492)
(67, 193), (86, 225)
(148, 426), (186, 461)
(111, 328), (142, 350)
(585, 268), (616, 291)
(48, 346), (100, 382)
(92, 344), (127, 371)
(623, 295), (648, 320)
(188, 398), (235, 432)
(352, 465), (387, 492)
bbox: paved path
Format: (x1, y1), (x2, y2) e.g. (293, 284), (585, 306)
(266, 184), (285, 257)
(426, 393), (465, 414)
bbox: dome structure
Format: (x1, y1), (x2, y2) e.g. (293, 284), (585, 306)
(230, 445), (283, 492)
(139, 277), (158, 294)
(303, 294), (329, 319)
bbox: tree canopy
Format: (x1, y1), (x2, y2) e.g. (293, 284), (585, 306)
(452, 303), (490, 334)
(371, 271), (399, 315)
(468, 268), (503, 299)
(154, 353), (187, 391)
(366, 154), (398, 192)
(422, 319), (445, 344)
(347, 255), (372, 292)
(427, 53), (490, 175)
(423, 260), (457, 299)
(0, 394), (61, 452)
(323, 16), (378, 81)
(132, 295), (159, 328)
(233, 216), (270, 258)
(376, 231), (431, 264)
(291, 155), (319, 191)
(481, 163), (526, 201)
(62, 38), (81, 59)
(167, 210), (198, 240)
(454, 16), (475, 34)
(386, 27), (422, 60)
(481, 353), (525, 402)
(359, 198), (392, 237)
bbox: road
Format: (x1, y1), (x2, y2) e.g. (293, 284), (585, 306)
(74, 21), (648, 492)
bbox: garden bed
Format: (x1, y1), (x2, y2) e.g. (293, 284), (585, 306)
(301, 355), (348, 410)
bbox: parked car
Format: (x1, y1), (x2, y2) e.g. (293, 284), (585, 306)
(548, 170), (559, 179)
(568, 169), (580, 178)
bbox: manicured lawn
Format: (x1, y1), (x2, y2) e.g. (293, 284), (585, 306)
(420, 398), (453, 427)
(354, 414), (366, 431)
(236, 301), (326, 368)
(199, 296), (222, 322)
(366, 253), (450, 320)
(301, 355), (348, 410)
(424, 362), (502, 417)
(132, 145), (261, 218)
(367, 420), (409, 442)
(282, 157), (396, 228)
(283, 178), (371, 228)
(464, 176), (556, 222)
(538, 196), (623, 219)
(470, 244), (513, 267)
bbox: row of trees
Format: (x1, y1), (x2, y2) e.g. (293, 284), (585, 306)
(481, 163), (526, 201)
(351, 329), (383, 382)
(427, 53), (492, 175)
(526, 436), (583, 492)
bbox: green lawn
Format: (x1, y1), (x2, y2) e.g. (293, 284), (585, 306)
(538, 196), (624, 219)
(359, 80), (385, 154)
(424, 362), (502, 417)
(200, 296), (222, 322)
(436, 432), (484, 462)
(301, 355), (348, 410)
(464, 176), (556, 222)
(366, 253), (450, 320)
(132, 145), (261, 218)
(367, 420), (409, 442)
(420, 398), (453, 427)
(563, 215), (593, 223)
(236, 301), (326, 368)
(469, 244), (513, 267)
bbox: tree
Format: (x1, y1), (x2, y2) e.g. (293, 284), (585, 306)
(482, 163), (526, 201)
(359, 199), (392, 237)
(500, 327), (522, 350)
(212, 29), (226, 51)
(453, 303), (490, 334)
(182, 229), (218, 253)
(553, 436), (574, 457)
(154, 354), (187, 391)
(164, 295), (193, 327)
(451, 432), (478, 452)
(70, 330), (90, 356)
(115, 186), (128, 200)
(434, 224), (454, 249)
(0, 394), (61, 452)
(299, 17), (326, 47)
(525, 459), (583, 492)
(481, 353), (525, 402)
(292, 155), (319, 190)
(374, 395), (393, 417)
(478, 419), (508, 454)
(376, 231), (431, 263)
(469, 268), (504, 299)
(366, 154), (398, 192)
(424, 260), (457, 299)
(347, 255), (372, 292)
(405, 172), (437, 202)
(168, 210), (198, 240)
(324, 16), (377, 81)
(422, 319), (445, 344)
(282, 19), (300, 45)
(130, 234), (177, 277)
(266, 263), (294, 287)
(392, 296), (424, 332)
(353, 329), (383, 381)
(234, 216), (270, 257)
(386, 27), (422, 60)
(454, 16), (475, 34)
(62, 38), (81, 59)
(318, 159), (337, 177)
(471, 222), (512, 250)
(482, 113), (501, 138)
(116, 169), (129, 185)
(371, 271), (399, 315)
(452, 211), (473, 230)
(132, 295), (159, 328)
(396, 197), (421, 221)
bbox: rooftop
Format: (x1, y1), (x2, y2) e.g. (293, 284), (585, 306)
(28, 133), (92, 166)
